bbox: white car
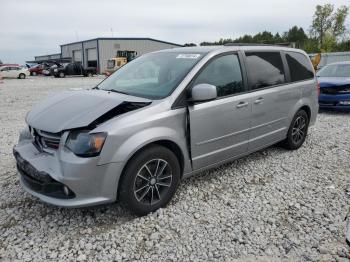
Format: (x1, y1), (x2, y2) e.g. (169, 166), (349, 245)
(0, 66), (30, 79)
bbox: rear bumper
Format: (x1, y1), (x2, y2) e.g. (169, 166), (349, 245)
(13, 133), (124, 208)
(319, 93), (350, 110)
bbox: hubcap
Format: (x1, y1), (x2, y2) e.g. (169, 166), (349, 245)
(292, 116), (306, 144)
(133, 159), (172, 205)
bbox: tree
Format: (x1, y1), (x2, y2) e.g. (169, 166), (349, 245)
(283, 26), (307, 44)
(310, 4), (349, 48)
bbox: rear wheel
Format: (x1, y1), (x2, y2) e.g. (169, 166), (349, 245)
(281, 110), (309, 150)
(119, 145), (181, 216)
(59, 72), (65, 78)
(19, 73), (26, 79)
(87, 72), (93, 77)
(32, 71), (37, 76)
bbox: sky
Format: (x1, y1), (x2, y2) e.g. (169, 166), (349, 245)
(0, 0), (349, 64)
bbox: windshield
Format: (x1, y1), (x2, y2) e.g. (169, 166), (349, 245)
(317, 64), (350, 77)
(98, 52), (204, 99)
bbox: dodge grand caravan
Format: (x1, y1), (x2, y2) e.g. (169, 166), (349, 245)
(13, 45), (318, 215)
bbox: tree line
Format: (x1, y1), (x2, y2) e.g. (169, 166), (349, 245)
(185, 3), (350, 53)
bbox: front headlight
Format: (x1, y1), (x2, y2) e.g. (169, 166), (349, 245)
(65, 131), (107, 157)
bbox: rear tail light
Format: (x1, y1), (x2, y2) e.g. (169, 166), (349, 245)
(316, 82), (320, 97)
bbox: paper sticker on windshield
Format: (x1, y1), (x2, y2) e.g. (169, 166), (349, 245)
(176, 54), (201, 59)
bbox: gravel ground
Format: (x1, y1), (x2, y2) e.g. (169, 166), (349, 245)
(0, 76), (350, 261)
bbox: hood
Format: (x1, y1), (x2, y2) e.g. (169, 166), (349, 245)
(317, 77), (350, 88)
(26, 89), (151, 133)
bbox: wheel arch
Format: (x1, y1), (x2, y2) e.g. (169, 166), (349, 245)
(299, 105), (311, 121)
(289, 99), (313, 125)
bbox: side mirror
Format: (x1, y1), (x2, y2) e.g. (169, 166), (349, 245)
(191, 83), (217, 102)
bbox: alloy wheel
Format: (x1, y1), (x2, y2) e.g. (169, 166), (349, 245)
(133, 159), (172, 205)
(291, 116), (306, 144)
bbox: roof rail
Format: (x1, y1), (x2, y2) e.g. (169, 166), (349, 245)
(224, 43), (291, 47)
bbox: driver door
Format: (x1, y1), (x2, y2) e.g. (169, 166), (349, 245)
(188, 53), (251, 170)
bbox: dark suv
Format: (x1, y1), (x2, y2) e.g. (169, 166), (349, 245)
(51, 62), (97, 78)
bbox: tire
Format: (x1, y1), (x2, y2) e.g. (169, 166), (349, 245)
(19, 73), (26, 79)
(119, 145), (181, 216)
(281, 110), (309, 150)
(59, 72), (65, 78)
(87, 72), (93, 77)
(32, 72), (37, 76)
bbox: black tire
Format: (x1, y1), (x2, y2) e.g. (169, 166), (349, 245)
(281, 110), (309, 150)
(119, 145), (181, 216)
(59, 72), (65, 78)
(32, 72), (37, 76)
(19, 73), (26, 79)
(87, 72), (93, 77)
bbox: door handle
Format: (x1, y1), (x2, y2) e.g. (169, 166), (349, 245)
(254, 97), (264, 104)
(236, 101), (249, 108)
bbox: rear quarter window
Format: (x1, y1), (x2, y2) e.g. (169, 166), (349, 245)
(286, 52), (314, 82)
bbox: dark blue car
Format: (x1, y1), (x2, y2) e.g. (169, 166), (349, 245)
(317, 61), (350, 110)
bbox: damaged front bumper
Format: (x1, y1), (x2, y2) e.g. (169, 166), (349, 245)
(13, 129), (123, 208)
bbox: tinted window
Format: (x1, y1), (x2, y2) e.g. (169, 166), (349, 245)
(246, 52), (285, 90)
(286, 52), (314, 81)
(193, 54), (243, 97)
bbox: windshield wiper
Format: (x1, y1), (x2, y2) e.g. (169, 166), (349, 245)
(105, 89), (131, 96)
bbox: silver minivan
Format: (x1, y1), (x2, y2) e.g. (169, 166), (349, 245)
(13, 45), (318, 215)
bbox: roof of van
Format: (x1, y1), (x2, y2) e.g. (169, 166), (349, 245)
(160, 45), (303, 54)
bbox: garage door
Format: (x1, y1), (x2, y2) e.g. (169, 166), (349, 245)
(86, 48), (97, 67)
(87, 48), (97, 61)
(73, 50), (82, 62)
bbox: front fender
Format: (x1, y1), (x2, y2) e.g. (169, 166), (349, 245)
(118, 127), (186, 162)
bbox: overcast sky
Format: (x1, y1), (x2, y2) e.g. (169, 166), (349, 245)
(1, 0), (349, 64)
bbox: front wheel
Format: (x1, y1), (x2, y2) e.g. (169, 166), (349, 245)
(59, 72), (65, 78)
(281, 110), (309, 150)
(87, 72), (93, 77)
(19, 73), (26, 79)
(119, 145), (181, 216)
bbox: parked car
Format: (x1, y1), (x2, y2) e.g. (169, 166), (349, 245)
(13, 45), (318, 215)
(0, 65), (29, 79)
(0, 63), (20, 67)
(29, 64), (43, 76)
(317, 61), (350, 110)
(50, 62), (96, 78)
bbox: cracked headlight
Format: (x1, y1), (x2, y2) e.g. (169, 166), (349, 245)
(65, 131), (107, 157)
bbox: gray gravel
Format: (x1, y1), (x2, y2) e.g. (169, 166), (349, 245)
(1, 76), (350, 261)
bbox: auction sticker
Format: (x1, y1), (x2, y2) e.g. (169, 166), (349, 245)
(176, 54), (201, 59)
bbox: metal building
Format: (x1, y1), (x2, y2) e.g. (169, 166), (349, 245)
(60, 37), (182, 73)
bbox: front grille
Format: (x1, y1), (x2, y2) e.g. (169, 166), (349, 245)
(29, 127), (61, 150)
(319, 101), (336, 106)
(321, 85), (350, 95)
